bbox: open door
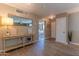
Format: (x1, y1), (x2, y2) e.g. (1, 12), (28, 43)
(56, 17), (68, 44)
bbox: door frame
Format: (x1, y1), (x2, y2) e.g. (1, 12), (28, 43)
(38, 19), (46, 40)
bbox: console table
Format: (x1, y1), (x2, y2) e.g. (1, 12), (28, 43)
(1, 34), (34, 53)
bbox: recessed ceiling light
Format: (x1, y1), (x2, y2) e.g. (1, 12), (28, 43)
(49, 15), (55, 19)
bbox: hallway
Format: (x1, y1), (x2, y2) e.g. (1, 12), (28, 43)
(5, 39), (79, 56)
(0, 3), (79, 56)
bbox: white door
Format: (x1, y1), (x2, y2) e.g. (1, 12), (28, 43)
(56, 17), (68, 44)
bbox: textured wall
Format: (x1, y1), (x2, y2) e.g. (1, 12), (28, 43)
(0, 4), (39, 39)
(51, 21), (56, 38)
(45, 18), (51, 39)
(0, 4), (39, 51)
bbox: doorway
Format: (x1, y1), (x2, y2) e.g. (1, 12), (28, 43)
(38, 20), (45, 40)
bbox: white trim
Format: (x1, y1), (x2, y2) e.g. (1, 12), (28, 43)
(70, 42), (79, 45)
(56, 40), (68, 45)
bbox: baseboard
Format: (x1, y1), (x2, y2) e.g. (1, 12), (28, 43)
(70, 42), (79, 45)
(56, 40), (68, 45)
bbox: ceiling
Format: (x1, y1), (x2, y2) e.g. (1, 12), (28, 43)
(5, 3), (79, 17)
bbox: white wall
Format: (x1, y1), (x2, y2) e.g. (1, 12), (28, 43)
(68, 12), (79, 44)
(51, 21), (56, 38)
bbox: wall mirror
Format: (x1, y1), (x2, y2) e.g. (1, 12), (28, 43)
(9, 16), (32, 27)
(8, 15), (33, 35)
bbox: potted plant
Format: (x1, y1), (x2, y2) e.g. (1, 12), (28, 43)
(68, 31), (72, 44)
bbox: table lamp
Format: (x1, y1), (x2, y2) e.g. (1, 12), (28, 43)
(1, 17), (13, 36)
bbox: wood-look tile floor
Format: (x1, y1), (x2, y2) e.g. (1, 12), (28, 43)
(1, 39), (79, 56)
